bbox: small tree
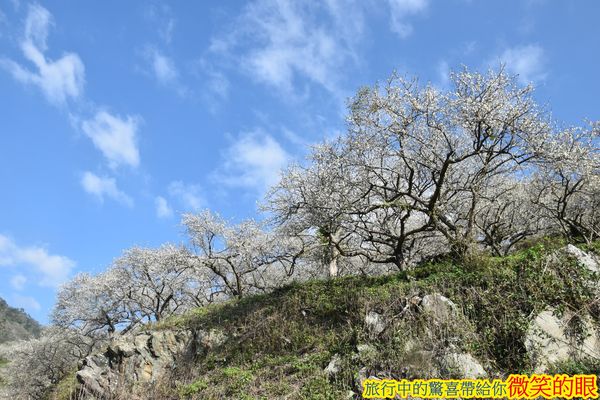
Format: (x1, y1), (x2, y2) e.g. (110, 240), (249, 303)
(183, 210), (300, 297)
(114, 244), (194, 323)
(52, 270), (132, 336)
(0, 327), (94, 400)
(531, 124), (600, 243)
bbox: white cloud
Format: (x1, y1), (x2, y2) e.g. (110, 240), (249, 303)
(496, 44), (547, 85)
(155, 196), (173, 218)
(208, 0), (362, 98)
(0, 234), (75, 287)
(387, 0), (428, 38)
(436, 60), (450, 88)
(81, 111), (141, 169)
(81, 171), (133, 207)
(281, 127), (308, 146)
(10, 274), (26, 290)
(215, 131), (290, 191)
(144, 3), (176, 44)
(151, 50), (177, 84)
(24, 2), (51, 50)
(207, 69), (230, 100)
(144, 46), (177, 85)
(193, 59), (230, 111)
(168, 181), (205, 211)
(12, 295), (41, 311)
(0, 3), (85, 106)
(140, 46), (188, 96)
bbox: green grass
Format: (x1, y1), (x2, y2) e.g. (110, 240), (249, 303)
(153, 239), (600, 398)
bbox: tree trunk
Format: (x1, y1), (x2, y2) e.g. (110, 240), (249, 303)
(329, 256), (338, 278)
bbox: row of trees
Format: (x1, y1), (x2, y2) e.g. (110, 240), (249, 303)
(1, 67), (598, 399)
(51, 212), (309, 337)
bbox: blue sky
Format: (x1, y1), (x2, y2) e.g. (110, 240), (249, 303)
(0, 0), (598, 323)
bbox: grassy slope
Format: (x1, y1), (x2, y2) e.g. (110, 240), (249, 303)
(146, 238), (600, 399)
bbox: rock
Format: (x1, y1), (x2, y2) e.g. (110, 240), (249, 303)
(76, 329), (193, 398)
(564, 244), (599, 273)
(76, 359), (110, 396)
(420, 294), (457, 321)
(365, 311), (386, 337)
(355, 367), (381, 393)
(525, 307), (600, 372)
(442, 353), (487, 378)
(356, 343), (376, 356)
(196, 328), (227, 351)
(325, 353), (342, 378)
(355, 366), (368, 389)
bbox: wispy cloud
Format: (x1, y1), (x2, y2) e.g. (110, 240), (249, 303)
(205, 65), (230, 101)
(10, 274), (27, 290)
(80, 171), (133, 206)
(146, 47), (178, 84)
(140, 46), (188, 96)
(168, 181), (205, 211)
(214, 130), (290, 191)
(81, 111), (141, 169)
(436, 59), (450, 88)
(144, 3), (176, 44)
(155, 195), (174, 218)
(387, 0), (428, 38)
(205, 0), (429, 101)
(0, 3), (85, 106)
(12, 295), (41, 311)
(0, 234), (75, 287)
(495, 44), (547, 84)
(207, 0), (364, 99)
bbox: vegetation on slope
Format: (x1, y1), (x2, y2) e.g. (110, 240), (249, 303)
(0, 297), (41, 344)
(144, 239), (600, 399)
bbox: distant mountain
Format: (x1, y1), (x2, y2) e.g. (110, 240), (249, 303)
(0, 297), (42, 344)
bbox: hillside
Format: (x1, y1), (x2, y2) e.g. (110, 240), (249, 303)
(55, 239), (600, 399)
(0, 297), (41, 344)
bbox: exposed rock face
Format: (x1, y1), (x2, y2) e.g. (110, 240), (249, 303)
(441, 353), (487, 378)
(420, 293), (458, 321)
(525, 307), (600, 372)
(325, 353), (342, 378)
(563, 244), (600, 273)
(77, 329), (193, 398)
(365, 311), (386, 337)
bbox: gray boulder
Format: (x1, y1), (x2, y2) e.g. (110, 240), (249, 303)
(365, 311), (386, 337)
(441, 352), (487, 378)
(564, 244), (599, 273)
(324, 353), (342, 378)
(525, 307), (600, 372)
(420, 293), (458, 321)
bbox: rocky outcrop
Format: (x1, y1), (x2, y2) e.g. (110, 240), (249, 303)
(441, 353), (487, 378)
(523, 246), (600, 372)
(359, 293), (486, 384)
(525, 307), (600, 372)
(77, 329), (193, 398)
(364, 311), (386, 337)
(76, 327), (231, 398)
(563, 244), (599, 273)
(420, 293), (458, 321)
